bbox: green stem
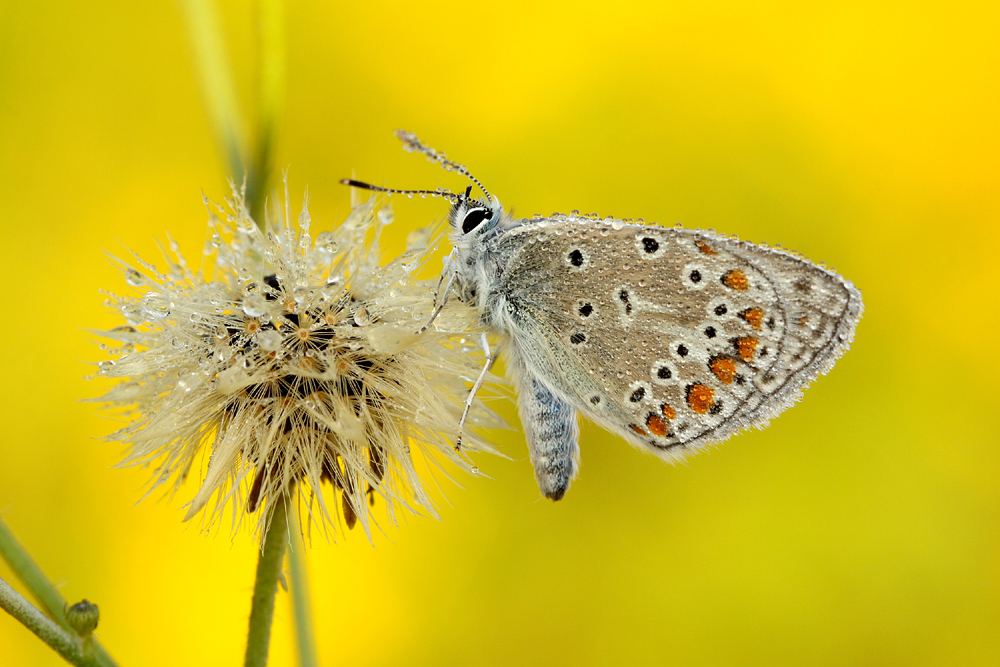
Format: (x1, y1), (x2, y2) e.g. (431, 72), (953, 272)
(244, 498), (289, 667)
(247, 0), (286, 223)
(0, 578), (100, 667)
(287, 531), (318, 667)
(0, 517), (118, 667)
(180, 0), (250, 190)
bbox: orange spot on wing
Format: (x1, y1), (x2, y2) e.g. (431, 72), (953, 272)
(661, 404), (676, 420)
(739, 307), (765, 330)
(735, 337), (759, 362)
(695, 240), (717, 255)
(710, 357), (737, 384)
(722, 269), (749, 290)
(686, 384), (715, 414)
(630, 424), (647, 436)
(646, 413), (668, 437)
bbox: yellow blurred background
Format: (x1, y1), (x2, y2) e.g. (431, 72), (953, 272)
(2, 1), (998, 665)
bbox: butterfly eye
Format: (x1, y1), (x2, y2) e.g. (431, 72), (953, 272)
(461, 208), (490, 234)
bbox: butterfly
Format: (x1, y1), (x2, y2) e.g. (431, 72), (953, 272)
(343, 131), (863, 500)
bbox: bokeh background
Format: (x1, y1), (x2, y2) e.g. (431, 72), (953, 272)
(2, 1), (998, 665)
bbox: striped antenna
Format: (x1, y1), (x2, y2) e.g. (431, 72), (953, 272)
(394, 130), (492, 202)
(338, 179), (462, 203)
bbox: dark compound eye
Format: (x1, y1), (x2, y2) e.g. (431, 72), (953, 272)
(461, 208), (490, 234)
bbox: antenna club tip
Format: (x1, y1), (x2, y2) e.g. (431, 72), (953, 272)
(394, 129), (421, 152)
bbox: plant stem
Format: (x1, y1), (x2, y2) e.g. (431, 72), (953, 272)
(0, 517), (118, 667)
(244, 497), (289, 667)
(248, 0), (286, 223)
(287, 531), (318, 667)
(180, 0), (249, 190)
(0, 578), (100, 667)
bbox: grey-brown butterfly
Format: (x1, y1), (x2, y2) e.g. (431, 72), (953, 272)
(342, 131), (863, 501)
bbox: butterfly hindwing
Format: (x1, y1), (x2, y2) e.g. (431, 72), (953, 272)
(488, 219), (862, 459)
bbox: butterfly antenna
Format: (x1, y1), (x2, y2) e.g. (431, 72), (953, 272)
(394, 130), (492, 202)
(339, 179), (461, 203)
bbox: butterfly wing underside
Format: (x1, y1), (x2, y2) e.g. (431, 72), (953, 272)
(491, 219), (863, 460)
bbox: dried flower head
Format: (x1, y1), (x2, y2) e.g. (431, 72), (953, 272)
(92, 182), (502, 538)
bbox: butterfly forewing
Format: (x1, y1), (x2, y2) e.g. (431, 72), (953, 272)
(490, 218), (862, 458)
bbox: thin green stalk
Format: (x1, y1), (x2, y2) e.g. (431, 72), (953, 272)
(248, 0), (286, 222)
(0, 578), (101, 667)
(0, 517), (117, 667)
(244, 498), (289, 667)
(287, 531), (318, 667)
(181, 0), (249, 188)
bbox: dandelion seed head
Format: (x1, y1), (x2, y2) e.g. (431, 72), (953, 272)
(92, 183), (502, 539)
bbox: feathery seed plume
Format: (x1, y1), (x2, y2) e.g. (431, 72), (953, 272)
(91, 181), (502, 538)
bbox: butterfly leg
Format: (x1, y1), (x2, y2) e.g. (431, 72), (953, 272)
(455, 332), (494, 452)
(516, 371), (580, 501)
(416, 251), (459, 335)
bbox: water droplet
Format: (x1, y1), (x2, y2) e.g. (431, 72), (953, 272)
(242, 293), (267, 318)
(405, 227), (432, 250)
(257, 329), (282, 351)
(292, 285), (309, 303)
(125, 269), (145, 287)
(315, 231), (338, 253)
(378, 208), (395, 225)
(98, 360), (115, 374)
(354, 307), (371, 327)
(122, 305), (144, 326)
(177, 373), (201, 392)
(236, 215), (256, 233)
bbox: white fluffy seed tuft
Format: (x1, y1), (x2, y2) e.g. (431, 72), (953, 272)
(91, 181), (503, 539)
